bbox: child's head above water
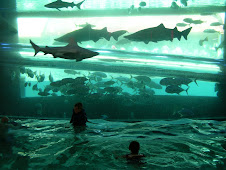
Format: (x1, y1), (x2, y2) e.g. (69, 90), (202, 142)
(129, 141), (140, 154)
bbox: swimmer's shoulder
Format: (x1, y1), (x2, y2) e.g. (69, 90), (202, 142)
(125, 154), (145, 159)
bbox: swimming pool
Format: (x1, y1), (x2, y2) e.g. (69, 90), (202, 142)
(1, 118), (225, 169)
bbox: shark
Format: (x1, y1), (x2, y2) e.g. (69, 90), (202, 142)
(44, 0), (85, 11)
(30, 40), (99, 62)
(124, 23), (192, 44)
(54, 24), (127, 43)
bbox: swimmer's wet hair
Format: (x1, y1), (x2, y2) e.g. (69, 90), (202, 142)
(129, 141), (140, 154)
(74, 102), (83, 109)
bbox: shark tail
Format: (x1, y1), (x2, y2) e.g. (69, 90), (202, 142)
(102, 27), (111, 41)
(194, 78), (198, 86)
(30, 40), (40, 56)
(185, 86), (190, 95)
(181, 27), (192, 40)
(111, 30), (127, 41)
(75, 0), (85, 9)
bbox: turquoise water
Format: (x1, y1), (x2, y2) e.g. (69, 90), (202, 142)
(0, 118), (225, 169)
(1, 0), (226, 169)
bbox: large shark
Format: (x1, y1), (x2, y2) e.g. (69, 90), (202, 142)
(124, 23), (192, 44)
(55, 24), (127, 43)
(44, 0), (85, 11)
(30, 40), (99, 62)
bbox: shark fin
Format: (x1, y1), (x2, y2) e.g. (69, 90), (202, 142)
(177, 34), (182, 41)
(30, 40), (40, 56)
(185, 87), (189, 95)
(93, 38), (100, 42)
(76, 0), (85, 10)
(158, 23), (165, 29)
(66, 39), (79, 47)
(111, 30), (127, 41)
(76, 58), (83, 62)
(182, 27), (192, 40)
(101, 27), (108, 33)
(102, 27), (111, 41)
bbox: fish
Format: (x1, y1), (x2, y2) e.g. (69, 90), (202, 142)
(180, 0), (188, 6)
(38, 91), (50, 96)
(128, 5), (134, 14)
(37, 74), (45, 82)
(131, 75), (151, 84)
(30, 39), (99, 62)
(137, 7), (142, 12)
(160, 77), (198, 86)
(104, 87), (120, 94)
(32, 84), (38, 91)
(215, 41), (225, 51)
(199, 37), (208, 46)
(146, 81), (162, 89)
(192, 20), (205, 24)
(200, 12), (214, 16)
(114, 76), (131, 84)
(64, 69), (79, 75)
(183, 18), (204, 25)
(74, 77), (88, 84)
(171, 1), (179, 9)
(77, 22), (95, 28)
(44, 0), (85, 11)
(210, 22), (223, 26)
(124, 24), (192, 44)
(49, 72), (54, 83)
(165, 85), (189, 95)
(26, 69), (35, 78)
(160, 78), (179, 86)
(173, 77), (198, 86)
(183, 18), (194, 24)
(24, 82), (28, 87)
(20, 67), (26, 74)
(104, 80), (115, 86)
(55, 24), (127, 43)
(176, 23), (188, 27)
(91, 72), (107, 78)
(203, 29), (219, 34)
(177, 108), (194, 117)
(139, 1), (146, 7)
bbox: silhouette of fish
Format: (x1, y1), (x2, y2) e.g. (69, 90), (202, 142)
(44, 0), (85, 11)
(55, 25), (127, 43)
(124, 24), (192, 44)
(180, 0), (188, 6)
(215, 41), (225, 51)
(199, 37), (208, 46)
(165, 85), (189, 95)
(210, 22), (223, 26)
(30, 39), (99, 62)
(171, 1), (179, 9)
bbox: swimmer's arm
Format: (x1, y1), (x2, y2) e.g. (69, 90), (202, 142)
(113, 151), (126, 159)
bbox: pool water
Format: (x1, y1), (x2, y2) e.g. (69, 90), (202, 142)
(1, 118), (225, 169)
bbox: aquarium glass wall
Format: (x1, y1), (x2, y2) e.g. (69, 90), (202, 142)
(0, 0), (226, 119)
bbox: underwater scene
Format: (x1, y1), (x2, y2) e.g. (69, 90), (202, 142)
(0, 0), (226, 169)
